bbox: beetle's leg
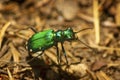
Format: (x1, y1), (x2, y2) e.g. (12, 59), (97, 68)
(61, 42), (68, 64)
(27, 51), (44, 63)
(55, 44), (60, 64)
(29, 27), (37, 33)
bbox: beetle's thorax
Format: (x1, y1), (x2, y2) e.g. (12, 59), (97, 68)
(54, 28), (75, 42)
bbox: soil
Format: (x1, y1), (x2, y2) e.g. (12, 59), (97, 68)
(0, 0), (120, 80)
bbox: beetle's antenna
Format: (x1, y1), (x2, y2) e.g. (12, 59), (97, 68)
(74, 28), (93, 34)
(77, 39), (97, 54)
(74, 28), (97, 54)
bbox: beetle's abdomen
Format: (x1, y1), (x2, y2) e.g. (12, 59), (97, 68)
(27, 29), (55, 53)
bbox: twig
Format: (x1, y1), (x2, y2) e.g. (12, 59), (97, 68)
(93, 0), (100, 44)
(0, 22), (11, 49)
(7, 68), (14, 80)
(115, 3), (120, 25)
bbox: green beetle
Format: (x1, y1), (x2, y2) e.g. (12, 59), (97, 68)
(27, 27), (94, 64)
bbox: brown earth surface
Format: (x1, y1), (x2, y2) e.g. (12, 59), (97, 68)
(0, 0), (120, 80)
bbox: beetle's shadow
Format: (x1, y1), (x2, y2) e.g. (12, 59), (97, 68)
(27, 56), (46, 79)
(27, 56), (82, 80)
(27, 56), (61, 80)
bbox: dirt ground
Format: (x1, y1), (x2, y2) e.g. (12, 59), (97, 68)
(0, 0), (120, 80)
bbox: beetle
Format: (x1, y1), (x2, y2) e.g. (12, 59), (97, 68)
(27, 27), (95, 64)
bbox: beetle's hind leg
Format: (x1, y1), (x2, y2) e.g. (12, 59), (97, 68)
(29, 26), (38, 33)
(61, 42), (68, 65)
(27, 51), (44, 63)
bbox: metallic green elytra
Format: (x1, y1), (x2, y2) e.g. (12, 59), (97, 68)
(27, 27), (93, 64)
(28, 29), (55, 53)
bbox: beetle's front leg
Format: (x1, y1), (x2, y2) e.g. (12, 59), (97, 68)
(61, 42), (68, 64)
(55, 44), (61, 64)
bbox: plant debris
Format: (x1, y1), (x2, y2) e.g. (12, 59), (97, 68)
(0, 0), (120, 80)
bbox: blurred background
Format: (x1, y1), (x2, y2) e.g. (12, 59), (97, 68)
(0, 0), (120, 80)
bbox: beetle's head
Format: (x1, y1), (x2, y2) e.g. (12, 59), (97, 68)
(64, 27), (93, 41)
(63, 27), (76, 41)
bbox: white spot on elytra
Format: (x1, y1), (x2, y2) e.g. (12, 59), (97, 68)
(30, 49), (32, 52)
